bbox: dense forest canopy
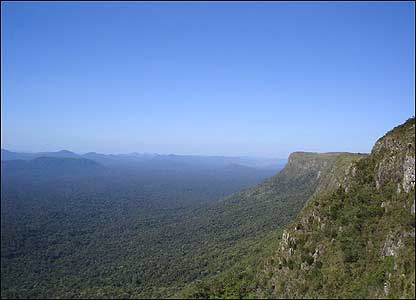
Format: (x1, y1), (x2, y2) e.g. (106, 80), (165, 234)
(1, 152), (285, 298)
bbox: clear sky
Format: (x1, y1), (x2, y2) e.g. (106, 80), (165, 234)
(1, 1), (415, 157)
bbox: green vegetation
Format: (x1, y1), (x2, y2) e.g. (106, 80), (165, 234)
(1, 163), (278, 299)
(257, 117), (415, 299)
(176, 152), (366, 299)
(174, 230), (282, 299)
(1, 118), (414, 299)
(1, 151), (330, 299)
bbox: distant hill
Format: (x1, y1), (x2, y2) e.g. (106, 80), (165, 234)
(1, 149), (78, 160)
(1, 149), (37, 160)
(1, 149), (286, 171)
(1, 157), (105, 178)
(39, 150), (79, 158)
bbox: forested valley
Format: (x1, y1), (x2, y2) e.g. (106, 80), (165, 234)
(1, 153), (285, 298)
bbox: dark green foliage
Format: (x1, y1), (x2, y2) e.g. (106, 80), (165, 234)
(1, 163), (279, 299)
(258, 117), (415, 299)
(173, 152), (346, 299)
(2, 150), (327, 299)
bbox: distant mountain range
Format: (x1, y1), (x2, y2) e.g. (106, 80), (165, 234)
(1, 156), (106, 178)
(1, 149), (286, 170)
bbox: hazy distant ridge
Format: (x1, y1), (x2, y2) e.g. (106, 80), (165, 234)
(1, 149), (286, 170)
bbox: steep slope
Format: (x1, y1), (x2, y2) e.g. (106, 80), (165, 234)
(258, 117), (415, 299)
(203, 152), (365, 239)
(174, 152), (366, 299)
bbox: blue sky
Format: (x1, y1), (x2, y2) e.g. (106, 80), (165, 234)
(1, 2), (414, 157)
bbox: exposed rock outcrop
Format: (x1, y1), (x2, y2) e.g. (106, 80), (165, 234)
(258, 117), (415, 299)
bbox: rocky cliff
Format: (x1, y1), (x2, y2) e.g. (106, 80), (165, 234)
(175, 152), (368, 299)
(258, 117), (415, 299)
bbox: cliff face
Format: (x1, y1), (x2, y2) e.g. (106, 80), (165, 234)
(258, 117), (415, 299)
(372, 118), (416, 194)
(175, 152), (367, 299)
(221, 151), (352, 210)
(259, 151), (365, 196)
